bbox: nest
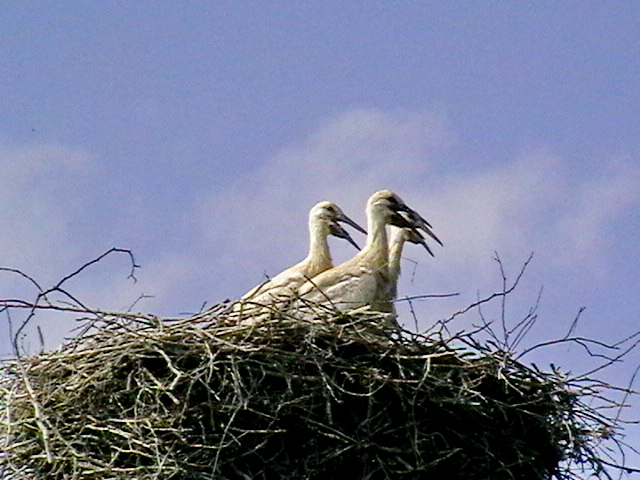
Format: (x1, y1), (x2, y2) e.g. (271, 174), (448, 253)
(0, 303), (620, 480)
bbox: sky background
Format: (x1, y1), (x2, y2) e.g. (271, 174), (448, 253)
(1, 2), (639, 473)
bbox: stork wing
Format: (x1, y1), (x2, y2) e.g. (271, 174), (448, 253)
(241, 269), (309, 304)
(296, 264), (386, 312)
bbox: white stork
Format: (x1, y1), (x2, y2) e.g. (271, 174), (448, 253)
(294, 190), (441, 314)
(380, 226), (431, 314)
(233, 201), (365, 317)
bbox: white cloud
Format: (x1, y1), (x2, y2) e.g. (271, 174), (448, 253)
(0, 139), (96, 354)
(0, 139), (197, 354)
(197, 108), (453, 290)
(3, 111), (639, 354)
(0, 140), (96, 284)
(556, 158), (640, 267)
(196, 109), (640, 333)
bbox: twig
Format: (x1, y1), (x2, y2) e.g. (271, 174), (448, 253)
(443, 252), (534, 323)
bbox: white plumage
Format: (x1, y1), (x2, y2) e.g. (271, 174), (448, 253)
(233, 201), (365, 317)
(380, 226), (429, 314)
(294, 190), (442, 314)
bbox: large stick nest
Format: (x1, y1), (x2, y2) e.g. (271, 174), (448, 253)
(0, 304), (621, 479)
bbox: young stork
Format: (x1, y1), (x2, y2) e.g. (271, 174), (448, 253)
(233, 201), (365, 316)
(294, 190), (442, 314)
(380, 226), (430, 314)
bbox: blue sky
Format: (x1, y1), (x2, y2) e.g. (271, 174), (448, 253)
(2, 2), (640, 471)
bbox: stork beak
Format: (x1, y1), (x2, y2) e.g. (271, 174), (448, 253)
(395, 205), (443, 247)
(389, 211), (415, 229)
(415, 235), (435, 257)
(329, 222), (361, 250)
(335, 212), (367, 235)
(407, 228), (435, 257)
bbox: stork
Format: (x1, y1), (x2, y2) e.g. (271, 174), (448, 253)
(380, 226), (430, 314)
(233, 201), (365, 317)
(294, 190), (442, 314)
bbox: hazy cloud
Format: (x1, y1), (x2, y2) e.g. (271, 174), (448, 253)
(3, 111), (639, 354)
(197, 108), (453, 289)
(0, 139), (194, 353)
(196, 109), (640, 329)
(556, 158), (640, 268)
(0, 140), (96, 283)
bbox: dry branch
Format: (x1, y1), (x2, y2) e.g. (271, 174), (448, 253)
(1, 251), (638, 480)
(0, 303), (634, 480)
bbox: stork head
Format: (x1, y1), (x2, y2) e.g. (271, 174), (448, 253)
(366, 190), (407, 219)
(367, 190), (443, 256)
(395, 227), (433, 256)
(310, 201), (366, 250)
(398, 227), (426, 245)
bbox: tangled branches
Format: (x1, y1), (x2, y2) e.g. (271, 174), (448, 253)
(0, 250), (638, 479)
(0, 306), (630, 479)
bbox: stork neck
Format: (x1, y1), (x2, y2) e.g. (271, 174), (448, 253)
(305, 221), (332, 270)
(364, 209), (389, 263)
(388, 232), (405, 281)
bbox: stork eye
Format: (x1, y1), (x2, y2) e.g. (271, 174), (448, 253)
(386, 196), (402, 209)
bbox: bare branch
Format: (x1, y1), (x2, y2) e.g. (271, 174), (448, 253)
(443, 252), (535, 323)
(51, 247), (140, 288)
(2, 248), (140, 355)
(2, 250), (639, 478)
(0, 267), (45, 293)
(399, 292), (460, 301)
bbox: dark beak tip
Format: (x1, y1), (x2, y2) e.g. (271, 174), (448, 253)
(343, 234), (360, 250)
(420, 242), (435, 257)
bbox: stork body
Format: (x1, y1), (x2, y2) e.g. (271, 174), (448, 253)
(233, 201), (364, 315)
(295, 190), (441, 314)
